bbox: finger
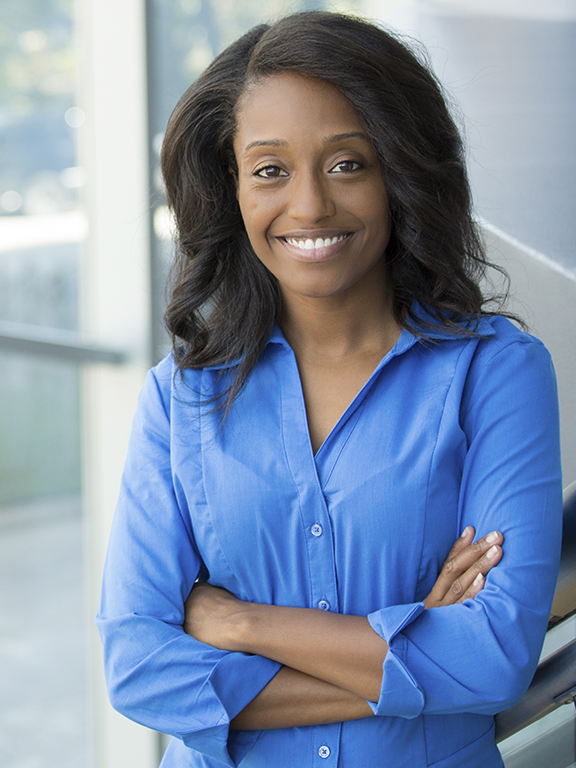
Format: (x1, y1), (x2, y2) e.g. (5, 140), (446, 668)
(430, 528), (478, 601)
(459, 571), (485, 602)
(444, 526), (476, 562)
(447, 530), (503, 576)
(452, 543), (504, 604)
(427, 527), (476, 604)
(434, 531), (503, 604)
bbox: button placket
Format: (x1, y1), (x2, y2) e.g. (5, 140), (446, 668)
(278, 344), (339, 617)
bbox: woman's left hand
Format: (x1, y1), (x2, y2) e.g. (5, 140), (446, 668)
(184, 582), (247, 650)
(423, 527), (503, 609)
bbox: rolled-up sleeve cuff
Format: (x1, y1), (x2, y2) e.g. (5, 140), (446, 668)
(367, 602), (426, 718)
(180, 653), (282, 765)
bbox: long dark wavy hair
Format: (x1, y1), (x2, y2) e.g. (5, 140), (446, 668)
(162, 11), (511, 410)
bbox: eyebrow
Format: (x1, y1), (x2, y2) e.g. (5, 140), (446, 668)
(243, 132), (370, 153)
(244, 139), (289, 152)
(323, 132), (370, 144)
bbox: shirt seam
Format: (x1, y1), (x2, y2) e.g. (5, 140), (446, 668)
(198, 368), (245, 596)
(419, 342), (471, 585)
(459, 336), (548, 429)
(145, 368), (199, 551)
(478, 335), (545, 363)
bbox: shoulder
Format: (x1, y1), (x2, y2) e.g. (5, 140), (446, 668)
(470, 315), (554, 379)
(138, 352), (175, 417)
(411, 312), (553, 384)
(477, 315), (548, 356)
(143, 351), (206, 408)
(460, 316), (558, 428)
(409, 304), (550, 369)
(136, 352), (200, 430)
(137, 352), (227, 436)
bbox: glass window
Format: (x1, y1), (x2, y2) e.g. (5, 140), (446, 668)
(0, 0), (88, 764)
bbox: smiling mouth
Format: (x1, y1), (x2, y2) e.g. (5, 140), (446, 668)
(282, 233), (350, 251)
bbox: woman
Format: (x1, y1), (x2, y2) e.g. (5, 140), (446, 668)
(97, 12), (562, 767)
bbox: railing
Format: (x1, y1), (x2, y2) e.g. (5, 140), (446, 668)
(0, 319), (128, 365)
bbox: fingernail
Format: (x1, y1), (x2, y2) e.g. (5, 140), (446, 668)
(461, 526), (471, 538)
(486, 531), (498, 544)
(473, 572), (484, 586)
(486, 545), (498, 559)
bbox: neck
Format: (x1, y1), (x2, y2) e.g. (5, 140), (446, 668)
(279, 266), (401, 363)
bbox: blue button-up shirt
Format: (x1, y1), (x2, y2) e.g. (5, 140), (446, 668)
(97, 312), (562, 768)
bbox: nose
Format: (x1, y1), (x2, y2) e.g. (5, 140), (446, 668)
(286, 170), (335, 223)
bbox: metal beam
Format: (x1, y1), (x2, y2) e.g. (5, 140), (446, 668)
(0, 320), (128, 364)
(496, 639), (576, 742)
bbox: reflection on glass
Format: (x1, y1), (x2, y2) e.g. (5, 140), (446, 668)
(0, 0), (88, 765)
(0, 0), (83, 503)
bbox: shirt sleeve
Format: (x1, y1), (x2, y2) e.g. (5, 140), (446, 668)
(367, 334), (563, 718)
(96, 360), (281, 766)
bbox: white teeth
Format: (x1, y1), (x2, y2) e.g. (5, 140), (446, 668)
(286, 234), (347, 250)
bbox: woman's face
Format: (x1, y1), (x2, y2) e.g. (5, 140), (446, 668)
(233, 72), (392, 303)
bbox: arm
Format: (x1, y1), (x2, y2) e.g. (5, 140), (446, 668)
(231, 666), (373, 730)
(186, 335), (561, 724)
(96, 361), (281, 766)
(186, 526), (503, 728)
(366, 336), (563, 718)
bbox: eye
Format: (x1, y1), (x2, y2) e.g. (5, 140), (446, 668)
(254, 165), (289, 179)
(329, 160), (362, 174)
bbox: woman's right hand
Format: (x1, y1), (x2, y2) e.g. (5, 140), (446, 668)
(424, 527), (503, 609)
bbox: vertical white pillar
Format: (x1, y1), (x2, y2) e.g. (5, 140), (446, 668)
(77, 0), (159, 765)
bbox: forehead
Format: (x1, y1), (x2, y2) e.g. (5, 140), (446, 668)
(234, 72), (365, 151)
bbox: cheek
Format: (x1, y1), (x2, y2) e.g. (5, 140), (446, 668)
(367, 193), (391, 244)
(239, 195), (276, 242)
(237, 204), (270, 263)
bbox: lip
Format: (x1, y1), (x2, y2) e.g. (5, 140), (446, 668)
(275, 232), (353, 263)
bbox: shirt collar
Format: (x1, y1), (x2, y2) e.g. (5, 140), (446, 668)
(404, 301), (496, 340)
(203, 303), (496, 370)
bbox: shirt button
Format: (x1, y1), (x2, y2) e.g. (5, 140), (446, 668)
(317, 599), (331, 611)
(318, 745), (331, 758)
(311, 523), (323, 537)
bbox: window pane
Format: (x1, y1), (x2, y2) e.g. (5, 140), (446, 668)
(0, 0), (84, 502)
(0, 0), (88, 765)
